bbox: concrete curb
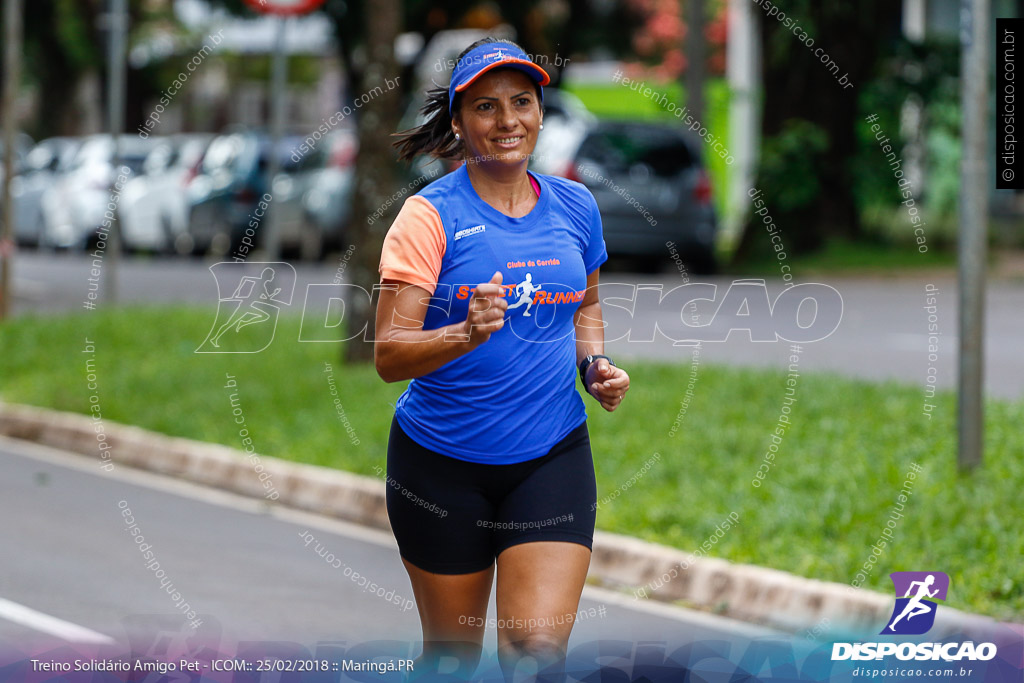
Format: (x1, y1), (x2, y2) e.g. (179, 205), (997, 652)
(0, 401), (1004, 639)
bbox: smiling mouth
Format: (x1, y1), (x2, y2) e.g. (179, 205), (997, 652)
(493, 136), (524, 147)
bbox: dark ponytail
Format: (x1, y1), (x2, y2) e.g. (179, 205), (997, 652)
(392, 37), (537, 163)
(392, 83), (463, 162)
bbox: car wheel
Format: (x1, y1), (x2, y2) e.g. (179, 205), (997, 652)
(174, 232), (195, 256)
(688, 247), (718, 276)
(159, 217), (177, 255)
(210, 231), (231, 258)
(632, 255), (660, 274)
(300, 221), (324, 262)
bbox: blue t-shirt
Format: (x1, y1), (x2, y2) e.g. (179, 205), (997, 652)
(378, 164), (608, 464)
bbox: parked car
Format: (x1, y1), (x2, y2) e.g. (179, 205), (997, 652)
(0, 132), (33, 185)
(529, 89), (597, 178)
(8, 137), (80, 247)
(564, 121), (718, 274)
(40, 134), (159, 249)
(185, 131), (267, 256)
(119, 133), (213, 253)
(0, 132), (35, 237)
(267, 134), (331, 260)
(302, 128), (357, 257)
(184, 131), (327, 259)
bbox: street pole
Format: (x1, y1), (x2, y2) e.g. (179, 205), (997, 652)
(725, 0), (760, 247)
(104, 0), (128, 304)
(262, 15), (289, 262)
(1, 0), (23, 320)
(957, 0), (989, 470)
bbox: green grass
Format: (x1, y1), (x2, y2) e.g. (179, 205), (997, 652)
(2, 307), (1022, 622)
(564, 78), (732, 221)
(733, 238), (958, 277)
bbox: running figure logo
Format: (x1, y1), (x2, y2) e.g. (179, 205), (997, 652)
(881, 571), (949, 635)
(506, 272), (540, 317)
(197, 262), (296, 353)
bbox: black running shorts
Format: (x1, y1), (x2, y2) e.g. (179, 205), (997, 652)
(385, 414), (597, 574)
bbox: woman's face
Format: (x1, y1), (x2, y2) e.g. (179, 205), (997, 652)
(454, 68), (542, 169)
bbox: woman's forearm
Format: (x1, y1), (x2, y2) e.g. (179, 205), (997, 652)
(574, 302), (605, 364)
(375, 322), (474, 383)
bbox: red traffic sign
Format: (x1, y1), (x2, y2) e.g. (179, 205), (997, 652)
(243, 0), (326, 15)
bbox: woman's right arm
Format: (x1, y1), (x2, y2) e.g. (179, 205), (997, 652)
(374, 272), (507, 383)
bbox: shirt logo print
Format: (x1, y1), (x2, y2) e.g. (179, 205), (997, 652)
(454, 224), (486, 241)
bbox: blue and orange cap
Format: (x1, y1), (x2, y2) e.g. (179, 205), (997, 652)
(448, 41), (551, 115)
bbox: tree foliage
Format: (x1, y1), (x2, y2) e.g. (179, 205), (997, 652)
(733, 0), (902, 262)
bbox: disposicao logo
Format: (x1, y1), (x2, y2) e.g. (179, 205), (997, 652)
(883, 571), (948, 635)
(831, 571), (997, 662)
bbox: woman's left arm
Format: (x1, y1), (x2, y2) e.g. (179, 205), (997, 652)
(574, 268), (630, 412)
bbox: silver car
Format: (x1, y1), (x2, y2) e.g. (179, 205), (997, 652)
(9, 137), (80, 247)
(119, 134), (213, 253)
(41, 135), (160, 249)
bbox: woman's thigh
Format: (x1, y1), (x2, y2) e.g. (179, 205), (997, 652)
(494, 541), (592, 649)
(386, 415), (497, 574)
(402, 559), (494, 643)
(492, 421), (597, 557)
(491, 423), (597, 649)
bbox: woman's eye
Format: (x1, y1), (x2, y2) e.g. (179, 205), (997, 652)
(516, 98), (530, 106)
(477, 103), (492, 111)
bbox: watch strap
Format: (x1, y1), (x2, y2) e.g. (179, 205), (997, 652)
(579, 354), (614, 389)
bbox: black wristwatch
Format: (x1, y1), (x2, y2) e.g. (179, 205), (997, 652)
(579, 354), (615, 390)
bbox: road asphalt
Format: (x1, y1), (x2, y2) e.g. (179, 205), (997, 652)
(0, 435), (776, 660)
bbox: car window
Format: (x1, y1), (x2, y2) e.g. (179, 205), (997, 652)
(578, 127), (694, 177)
(71, 138), (112, 169)
(121, 155), (149, 177)
(26, 145), (57, 172)
(175, 139), (209, 170)
(278, 138), (318, 173)
(143, 145), (174, 175)
(202, 135), (244, 173)
(57, 143), (80, 170)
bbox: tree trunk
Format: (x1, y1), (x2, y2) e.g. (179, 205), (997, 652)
(342, 0), (402, 365)
(21, 1), (92, 137)
(684, 0), (706, 124)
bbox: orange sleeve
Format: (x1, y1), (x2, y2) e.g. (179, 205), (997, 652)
(378, 196), (446, 295)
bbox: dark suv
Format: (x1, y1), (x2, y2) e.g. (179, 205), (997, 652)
(564, 121), (718, 273)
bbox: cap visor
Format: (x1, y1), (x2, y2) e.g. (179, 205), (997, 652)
(454, 59), (551, 93)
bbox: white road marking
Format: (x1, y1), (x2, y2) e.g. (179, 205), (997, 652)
(0, 598), (115, 644)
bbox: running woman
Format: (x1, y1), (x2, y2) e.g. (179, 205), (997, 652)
(375, 38), (630, 681)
